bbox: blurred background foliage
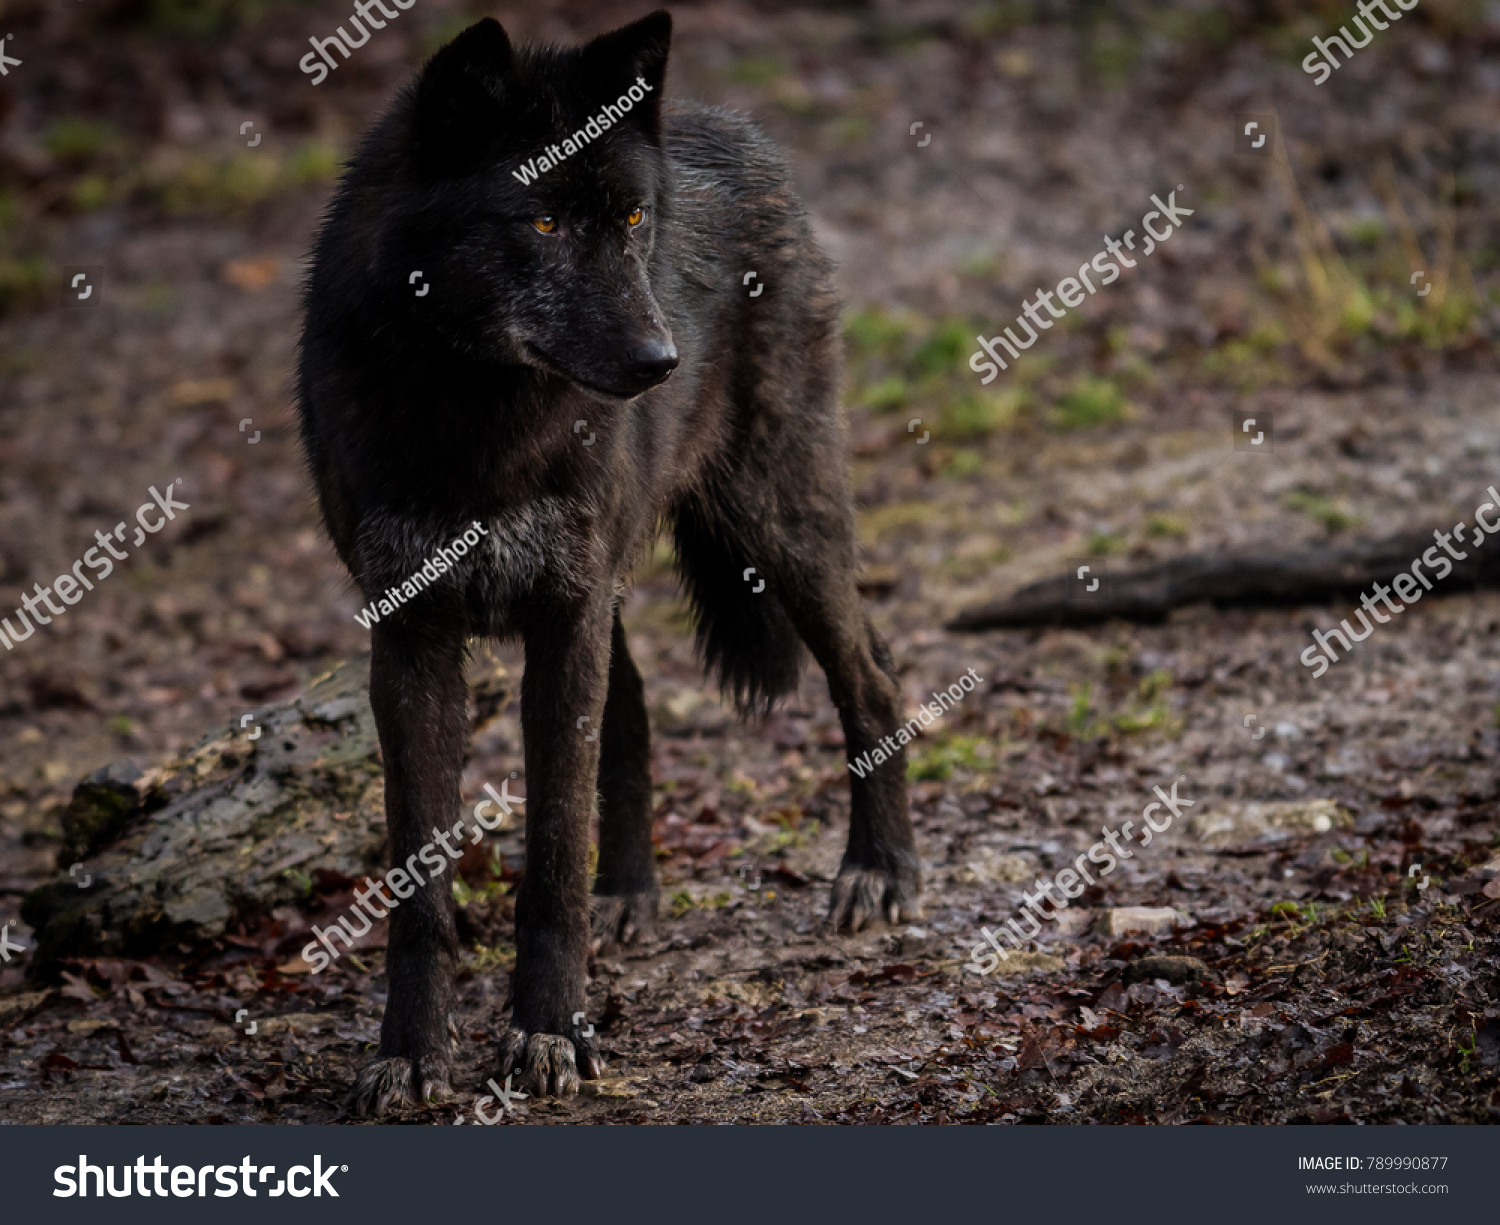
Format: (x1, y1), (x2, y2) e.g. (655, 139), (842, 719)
(0, 0), (1494, 437)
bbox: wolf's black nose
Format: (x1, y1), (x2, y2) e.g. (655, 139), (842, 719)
(625, 340), (679, 388)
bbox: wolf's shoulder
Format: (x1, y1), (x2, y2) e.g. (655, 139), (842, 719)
(656, 100), (830, 293)
(661, 103), (792, 188)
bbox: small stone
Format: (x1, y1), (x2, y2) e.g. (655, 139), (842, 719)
(952, 849), (1033, 885)
(989, 950), (1066, 975)
(583, 1078), (640, 1100)
(889, 925), (935, 956)
(1102, 907), (1191, 937)
(1050, 907), (1094, 939)
(1123, 955), (1213, 986)
(791, 1006), (844, 1026)
(1187, 799), (1350, 848)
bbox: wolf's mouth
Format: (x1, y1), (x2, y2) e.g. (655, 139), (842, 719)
(524, 342), (645, 401)
(525, 341), (677, 400)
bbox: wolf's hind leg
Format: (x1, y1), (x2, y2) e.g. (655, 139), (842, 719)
(786, 593), (922, 934)
(676, 474), (921, 934)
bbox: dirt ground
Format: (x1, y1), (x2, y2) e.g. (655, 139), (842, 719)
(2, 0), (1500, 1124)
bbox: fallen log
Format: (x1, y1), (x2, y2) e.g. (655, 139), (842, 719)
(18, 654), (512, 976)
(946, 528), (1500, 632)
(20, 661), (388, 975)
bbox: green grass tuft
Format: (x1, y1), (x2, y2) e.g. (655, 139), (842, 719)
(1284, 490), (1359, 533)
(1050, 377), (1129, 431)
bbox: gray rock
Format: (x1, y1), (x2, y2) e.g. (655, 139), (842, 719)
(1101, 906), (1191, 937)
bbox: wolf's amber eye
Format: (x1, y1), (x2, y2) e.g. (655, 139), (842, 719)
(627, 208), (644, 227)
(532, 217), (557, 234)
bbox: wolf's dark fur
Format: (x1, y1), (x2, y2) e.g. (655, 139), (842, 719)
(297, 10), (919, 1113)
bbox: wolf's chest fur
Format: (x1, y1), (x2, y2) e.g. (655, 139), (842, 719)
(466, 495), (610, 631)
(352, 492), (612, 636)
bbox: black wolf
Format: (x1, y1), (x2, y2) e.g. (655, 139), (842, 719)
(297, 9), (919, 1113)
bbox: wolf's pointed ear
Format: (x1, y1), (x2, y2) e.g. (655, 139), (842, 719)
(413, 18), (516, 171)
(580, 9), (671, 115)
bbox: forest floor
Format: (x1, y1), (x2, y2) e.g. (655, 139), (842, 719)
(2, 0), (1499, 1123)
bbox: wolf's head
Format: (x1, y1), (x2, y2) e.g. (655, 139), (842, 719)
(369, 11), (679, 400)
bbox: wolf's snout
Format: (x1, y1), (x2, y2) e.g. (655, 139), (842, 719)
(623, 339), (679, 392)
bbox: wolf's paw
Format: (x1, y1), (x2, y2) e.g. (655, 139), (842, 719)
(344, 1054), (451, 1117)
(828, 865), (923, 934)
(498, 1027), (604, 1099)
(590, 890), (659, 951)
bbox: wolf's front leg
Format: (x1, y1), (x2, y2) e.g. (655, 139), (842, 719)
(500, 596), (613, 1097)
(346, 622), (468, 1116)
